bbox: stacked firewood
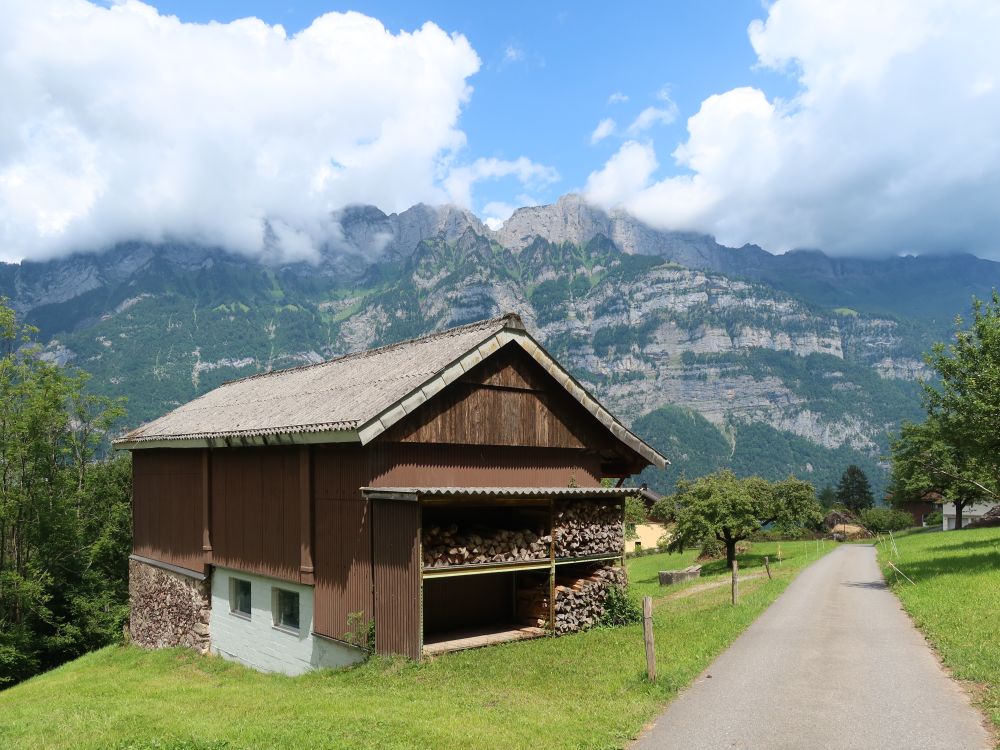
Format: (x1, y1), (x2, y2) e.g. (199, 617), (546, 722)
(553, 501), (624, 557)
(516, 579), (551, 628)
(422, 524), (551, 568)
(553, 565), (627, 634)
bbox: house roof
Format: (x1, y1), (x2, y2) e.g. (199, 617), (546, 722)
(113, 312), (668, 469)
(361, 486), (637, 502)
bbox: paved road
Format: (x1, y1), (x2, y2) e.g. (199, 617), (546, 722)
(632, 544), (991, 750)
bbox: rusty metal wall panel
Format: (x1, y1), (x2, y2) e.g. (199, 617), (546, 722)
(132, 449), (204, 574)
(209, 447), (301, 583)
(312, 445), (374, 642)
(368, 443), (602, 488)
(372, 499), (422, 659)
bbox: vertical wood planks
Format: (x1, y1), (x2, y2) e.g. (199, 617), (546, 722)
(299, 446), (314, 583)
(372, 499), (422, 659)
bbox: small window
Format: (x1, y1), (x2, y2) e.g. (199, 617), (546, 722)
(273, 588), (300, 632)
(230, 578), (251, 618)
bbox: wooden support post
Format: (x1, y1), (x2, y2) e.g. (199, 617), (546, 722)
(299, 446), (315, 583)
(549, 497), (556, 632)
(731, 559), (739, 605)
(764, 555), (772, 580)
(642, 596), (656, 682)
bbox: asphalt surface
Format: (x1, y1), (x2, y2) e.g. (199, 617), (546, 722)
(632, 544), (991, 750)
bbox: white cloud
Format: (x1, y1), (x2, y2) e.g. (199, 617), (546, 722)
(625, 105), (678, 136)
(608, 91), (629, 104)
(586, 0), (1000, 258)
(0, 1), (549, 262)
(503, 44), (525, 63)
(482, 201), (516, 230)
(584, 141), (658, 208)
(590, 118), (616, 145)
(443, 156), (559, 209)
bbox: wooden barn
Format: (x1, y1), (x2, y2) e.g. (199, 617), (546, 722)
(115, 313), (667, 673)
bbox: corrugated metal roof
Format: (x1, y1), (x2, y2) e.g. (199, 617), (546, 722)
(115, 315), (511, 446)
(361, 486), (637, 499)
(114, 312), (669, 469)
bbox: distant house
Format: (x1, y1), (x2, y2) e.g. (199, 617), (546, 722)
(895, 496), (939, 526)
(942, 501), (999, 530)
(625, 523), (669, 553)
(114, 314), (667, 673)
(625, 485), (669, 553)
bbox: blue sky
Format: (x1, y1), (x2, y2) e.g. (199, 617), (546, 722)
(150, 0), (792, 215)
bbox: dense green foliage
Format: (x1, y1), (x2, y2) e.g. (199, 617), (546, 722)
(634, 405), (887, 498)
(817, 485), (837, 508)
(0, 299), (131, 688)
(858, 507), (913, 533)
(878, 527), (1000, 735)
(596, 585), (642, 627)
(623, 496), (648, 541)
(836, 465), (875, 513)
(891, 294), (1000, 528)
(0, 541), (829, 750)
(653, 470), (822, 568)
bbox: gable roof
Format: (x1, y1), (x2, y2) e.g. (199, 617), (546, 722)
(113, 313), (668, 469)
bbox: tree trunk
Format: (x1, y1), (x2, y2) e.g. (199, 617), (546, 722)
(724, 534), (737, 569)
(955, 502), (964, 530)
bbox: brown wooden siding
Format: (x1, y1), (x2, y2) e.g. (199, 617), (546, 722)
(369, 443), (602, 488)
(209, 447), (301, 583)
(312, 445), (374, 642)
(133, 449), (205, 574)
(372, 500), (422, 659)
(383, 344), (617, 454)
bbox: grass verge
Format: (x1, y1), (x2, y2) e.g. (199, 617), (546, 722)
(0, 540), (832, 750)
(877, 526), (1000, 740)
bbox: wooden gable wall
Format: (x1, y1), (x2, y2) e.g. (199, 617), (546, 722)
(381, 342), (618, 454)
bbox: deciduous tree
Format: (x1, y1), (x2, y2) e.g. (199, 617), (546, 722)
(0, 298), (129, 687)
(656, 470), (821, 569)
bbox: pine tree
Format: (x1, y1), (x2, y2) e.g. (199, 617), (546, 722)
(818, 485), (837, 508)
(836, 465), (874, 514)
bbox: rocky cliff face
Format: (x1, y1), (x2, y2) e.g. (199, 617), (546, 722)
(3, 195), (977, 496)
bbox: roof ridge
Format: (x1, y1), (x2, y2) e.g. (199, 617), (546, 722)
(218, 312), (521, 388)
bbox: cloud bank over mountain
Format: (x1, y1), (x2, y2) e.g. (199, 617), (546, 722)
(4, 0), (1000, 263)
(585, 0), (1000, 258)
(0, 0), (551, 263)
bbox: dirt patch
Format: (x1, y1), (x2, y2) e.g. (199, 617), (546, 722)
(662, 573), (765, 601)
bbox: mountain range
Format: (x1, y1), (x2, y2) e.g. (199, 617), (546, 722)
(4, 194), (998, 497)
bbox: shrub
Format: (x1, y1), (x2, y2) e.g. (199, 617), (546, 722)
(599, 584), (642, 627)
(859, 507), (913, 533)
(343, 612), (375, 654)
(698, 538), (724, 560)
(924, 510), (943, 527)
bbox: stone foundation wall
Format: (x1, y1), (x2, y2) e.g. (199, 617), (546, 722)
(129, 558), (211, 653)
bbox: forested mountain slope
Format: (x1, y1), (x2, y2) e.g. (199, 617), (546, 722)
(3, 196), (989, 497)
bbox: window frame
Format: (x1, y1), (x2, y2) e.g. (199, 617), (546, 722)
(272, 587), (301, 634)
(230, 577), (252, 620)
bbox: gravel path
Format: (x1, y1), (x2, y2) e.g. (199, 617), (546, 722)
(632, 544), (991, 750)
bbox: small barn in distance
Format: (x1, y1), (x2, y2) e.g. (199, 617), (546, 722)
(115, 313), (667, 673)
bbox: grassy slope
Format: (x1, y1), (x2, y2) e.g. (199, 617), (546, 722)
(879, 527), (1000, 737)
(0, 541), (832, 750)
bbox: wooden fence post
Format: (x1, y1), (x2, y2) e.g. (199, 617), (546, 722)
(764, 555), (772, 580)
(731, 560), (739, 605)
(642, 596), (656, 682)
